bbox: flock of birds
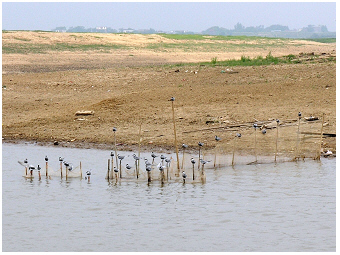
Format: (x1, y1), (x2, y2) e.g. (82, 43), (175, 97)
(107, 149), (212, 184)
(16, 120), (277, 183)
(18, 110), (333, 183)
(18, 156), (91, 181)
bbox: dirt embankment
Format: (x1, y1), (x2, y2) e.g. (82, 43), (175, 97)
(2, 31), (336, 158)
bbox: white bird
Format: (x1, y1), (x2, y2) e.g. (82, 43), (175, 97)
(236, 133), (242, 138)
(198, 142), (204, 147)
(85, 170), (91, 180)
(126, 164), (132, 170)
(144, 159), (152, 167)
(114, 167), (119, 173)
(132, 154), (140, 161)
(18, 160), (28, 167)
(182, 171), (187, 179)
(165, 158), (171, 165)
(191, 158), (196, 164)
(200, 159), (211, 165)
(151, 152), (157, 159)
(215, 135), (221, 142)
(262, 129), (267, 134)
(182, 144), (188, 149)
(45, 156), (48, 162)
(118, 154), (125, 161)
(323, 150), (333, 157)
(157, 163), (165, 171)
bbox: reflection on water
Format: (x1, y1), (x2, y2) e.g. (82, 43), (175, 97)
(2, 142), (336, 252)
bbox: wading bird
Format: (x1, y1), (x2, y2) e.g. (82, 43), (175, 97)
(182, 171), (187, 183)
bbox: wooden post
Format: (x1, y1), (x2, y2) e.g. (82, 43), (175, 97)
(170, 97), (180, 176)
(60, 161), (63, 178)
(110, 153), (114, 179)
(318, 113), (325, 160)
(80, 161), (82, 179)
(113, 128), (118, 170)
(119, 160), (122, 179)
(181, 144), (188, 170)
(147, 170), (151, 183)
(38, 165), (41, 181)
(254, 125), (258, 163)
(232, 137), (236, 166)
(107, 159), (110, 180)
(201, 164), (206, 183)
(135, 160), (139, 179)
(295, 113), (302, 160)
(275, 120), (279, 163)
(138, 122), (142, 175)
(198, 145), (201, 170)
(45, 157), (48, 177)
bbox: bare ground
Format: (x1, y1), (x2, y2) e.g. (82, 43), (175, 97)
(2, 31), (336, 159)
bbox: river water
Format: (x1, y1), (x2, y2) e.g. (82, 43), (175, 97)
(2, 142), (336, 252)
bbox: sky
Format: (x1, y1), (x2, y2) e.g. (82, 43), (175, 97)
(1, 2), (337, 32)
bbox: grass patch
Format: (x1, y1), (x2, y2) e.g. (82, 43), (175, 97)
(303, 38), (336, 43)
(159, 34), (283, 41)
(2, 43), (129, 54)
(169, 52), (335, 68)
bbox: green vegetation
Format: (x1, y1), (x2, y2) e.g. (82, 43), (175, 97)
(169, 52), (335, 68)
(303, 38), (336, 43)
(160, 33), (283, 41)
(2, 43), (129, 54)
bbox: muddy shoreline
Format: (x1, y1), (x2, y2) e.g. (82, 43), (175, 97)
(2, 32), (336, 158)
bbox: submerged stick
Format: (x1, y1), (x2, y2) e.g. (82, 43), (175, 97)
(201, 164), (206, 183)
(294, 112), (302, 160)
(45, 156), (48, 177)
(107, 159), (110, 180)
(138, 122), (142, 175)
(253, 124), (258, 163)
(170, 97), (180, 175)
(198, 142), (203, 170)
(214, 136), (221, 167)
(80, 161), (82, 179)
(59, 159), (63, 179)
(113, 128), (118, 170)
(317, 113), (325, 160)
(38, 165), (41, 181)
(232, 137), (236, 166)
(181, 144), (188, 170)
(275, 120), (280, 163)
(110, 153), (114, 179)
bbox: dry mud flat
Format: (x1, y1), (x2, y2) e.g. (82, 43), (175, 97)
(2, 32), (336, 159)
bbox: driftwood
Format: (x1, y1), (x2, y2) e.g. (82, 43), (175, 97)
(75, 110), (94, 116)
(300, 132), (336, 137)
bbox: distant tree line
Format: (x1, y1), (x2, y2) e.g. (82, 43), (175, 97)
(52, 23), (335, 39)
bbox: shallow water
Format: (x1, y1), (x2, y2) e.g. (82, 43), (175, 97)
(2, 142), (336, 252)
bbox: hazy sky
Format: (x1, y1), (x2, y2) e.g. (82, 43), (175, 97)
(2, 2), (337, 32)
